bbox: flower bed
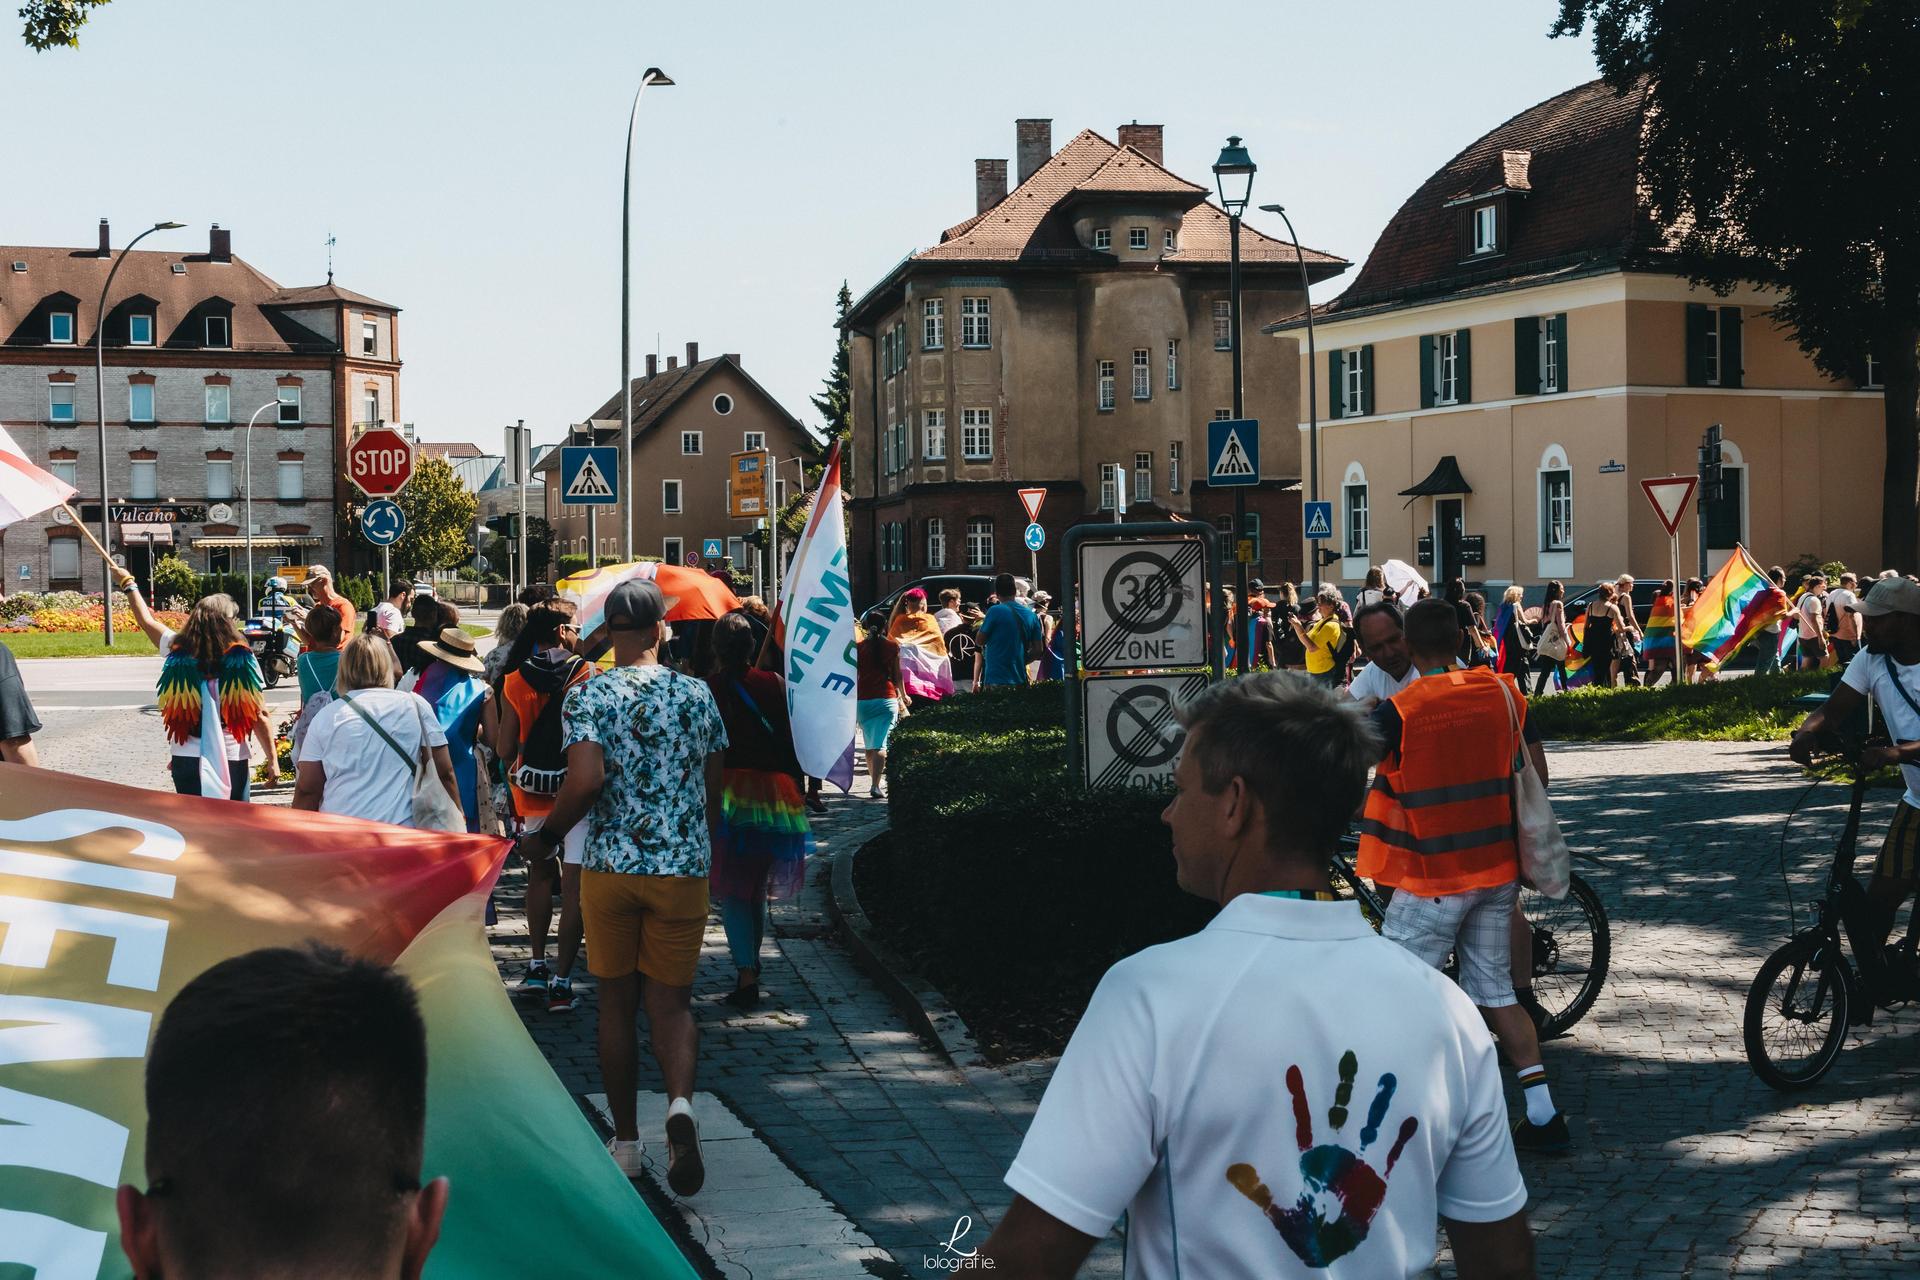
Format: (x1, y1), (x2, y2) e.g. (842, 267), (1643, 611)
(1, 592), (184, 634)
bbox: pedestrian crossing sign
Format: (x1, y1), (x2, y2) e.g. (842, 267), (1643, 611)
(1206, 418), (1259, 487)
(560, 446), (619, 506)
(1303, 500), (1334, 541)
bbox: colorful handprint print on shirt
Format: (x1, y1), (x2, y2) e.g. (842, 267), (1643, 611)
(1225, 1049), (1419, 1267)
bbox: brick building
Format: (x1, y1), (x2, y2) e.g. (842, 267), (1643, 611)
(842, 119), (1349, 606)
(0, 221), (400, 592)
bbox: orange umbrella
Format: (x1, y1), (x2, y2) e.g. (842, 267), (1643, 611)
(556, 561), (742, 645)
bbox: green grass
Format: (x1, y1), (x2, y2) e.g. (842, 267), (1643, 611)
(1529, 670), (1833, 741)
(461, 624), (492, 639)
(2, 630), (160, 658)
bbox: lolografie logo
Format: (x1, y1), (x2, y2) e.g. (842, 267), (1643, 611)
(923, 1215), (997, 1271)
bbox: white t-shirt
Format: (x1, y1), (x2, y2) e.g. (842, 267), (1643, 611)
(1348, 660), (1418, 705)
(1842, 649), (1920, 806)
(1828, 588), (1860, 640)
(156, 627), (253, 761)
(1005, 895), (1526, 1278)
(300, 688), (447, 827)
(1798, 593), (1828, 639)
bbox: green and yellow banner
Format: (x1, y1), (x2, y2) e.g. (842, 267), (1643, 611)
(0, 764), (697, 1278)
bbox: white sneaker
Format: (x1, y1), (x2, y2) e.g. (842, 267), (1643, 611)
(665, 1103), (704, 1197)
(606, 1136), (644, 1177)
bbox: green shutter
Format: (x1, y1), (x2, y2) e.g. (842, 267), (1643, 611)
(1720, 307), (1743, 388)
(1418, 334), (1436, 409)
(1550, 315), (1568, 393)
(1455, 328), (1473, 404)
(1328, 349), (1343, 418)
(1685, 303), (1712, 386)
(1360, 345), (1375, 416)
(1514, 317), (1539, 395)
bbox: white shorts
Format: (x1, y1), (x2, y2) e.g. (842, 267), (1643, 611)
(524, 814), (587, 867)
(1383, 880), (1518, 1008)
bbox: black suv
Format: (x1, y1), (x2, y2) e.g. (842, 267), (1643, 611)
(866, 573), (1034, 618)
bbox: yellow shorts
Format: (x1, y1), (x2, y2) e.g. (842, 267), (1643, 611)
(581, 871), (709, 987)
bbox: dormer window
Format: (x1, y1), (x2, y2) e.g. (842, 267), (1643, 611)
(205, 315), (230, 347)
(129, 314), (153, 346)
(49, 312), (74, 344)
(1472, 204), (1498, 255)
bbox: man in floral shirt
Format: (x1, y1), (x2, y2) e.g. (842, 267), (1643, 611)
(529, 579), (726, 1197)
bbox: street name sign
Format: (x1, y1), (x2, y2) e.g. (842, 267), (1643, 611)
(1641, 475), (1698, 537)
(1206, 418), (1259, 487)
(559, 446), (619, 506)
(346, 427), (414, 498)
(1077, 537), (1207, 671)
(1018, 487), (1047, 523)
(360, 498), (406, 547)
(1303, 501), (1334, 541)
(1082, 672), (1209, 789)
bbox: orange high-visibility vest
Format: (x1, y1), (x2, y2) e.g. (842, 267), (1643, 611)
(1357, 668), (1522, 895)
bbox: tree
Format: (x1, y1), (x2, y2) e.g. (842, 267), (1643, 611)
(1553, 0), (1920, 568)
(20, 0), (112, 49)
(525, 515), (553, 579)
(392, 456), (477, 577)
(812, 281), (853, 441)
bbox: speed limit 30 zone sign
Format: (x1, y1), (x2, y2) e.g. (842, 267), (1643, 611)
(1077, 538), (1207, 670)
(1083, 673), (1209, 789)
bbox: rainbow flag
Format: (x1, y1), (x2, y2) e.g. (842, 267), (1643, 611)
(1561, 615), (1595, 688)
(1682, 545), (1792, 670)
(1640, 593), (1676, 658)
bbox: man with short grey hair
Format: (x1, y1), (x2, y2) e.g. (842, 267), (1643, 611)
(982, 672), (1533, 1277)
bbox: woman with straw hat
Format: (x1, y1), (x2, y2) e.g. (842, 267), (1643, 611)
(416, 626), (492, 832)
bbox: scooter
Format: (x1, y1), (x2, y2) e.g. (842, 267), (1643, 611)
(244, 577), (302, 688)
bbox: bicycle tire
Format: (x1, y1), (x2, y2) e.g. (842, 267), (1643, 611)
(1745, 935), (1850, 1090)
(1525, 873), (1610, 1039)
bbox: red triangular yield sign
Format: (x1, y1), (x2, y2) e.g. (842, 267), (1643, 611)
(1640, 475), (1698, 537)
(1018, 487), (1046, 523)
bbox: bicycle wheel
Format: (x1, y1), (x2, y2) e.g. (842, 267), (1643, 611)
(1745, 935), (1850, 1090)
(1327, 864), (1385, 932)
(1521, 873), (1610, 1038)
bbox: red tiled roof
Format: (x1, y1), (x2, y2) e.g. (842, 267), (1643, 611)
(1068, 147), (1208, 198)
(267, 281), (398, 311)
(418, 442), (483, 459)
(533, 354), (817, 472)
(1322, 78), (1654, 316)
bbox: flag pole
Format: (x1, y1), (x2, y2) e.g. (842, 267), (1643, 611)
(1672, 530), (1687, 685)
(63, 502), (119, 572)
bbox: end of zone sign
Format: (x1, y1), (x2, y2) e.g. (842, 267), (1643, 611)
(1083, 672), (1208, 789)
(1077, 538), (1207, 670)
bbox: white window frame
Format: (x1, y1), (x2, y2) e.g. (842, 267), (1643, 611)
(50, 538), (80, 580)
(276, 459), (303, 501)
(1168, 440), (1183, 495)
(1435, 331), (1460, 405)
(1128, 227), (1148, 250)
(1540, 319), (1562, 394)
(1213, 408), (1232, 421)
(681, 430), (702, 455)
(205, 384), (230, 423)
(49, 459), (78, 487)
(712, 393), (734, 416)
(1132, 348), (1150, 400)
(923, 298), (944, 349)
(1133, 451), (1153, 505)
(1164, 228), (1177, 251)
(1213, 300), (1231, 350)
(1100, 462), (1120, 512)
(49, 311), (74, 344)
(961, 296), (991, 348)
(1472, 204), (1498, 255)
(362, 386), (380, 424)
(1167, 339), (1179, 389)
(277, 385), (302, 424)
(129, 459), (158, 500)
(1702, 307), (1722, 386)
(48, 381), (74, 423)
(662, 478), (682, 513)
(204, 315), (229, 348)
(923, 409), (946, 460)
(1097, 360), (1116, 411)
(1541, 468), (1573, 552)
(662, 536), (684, 565)
(961, 408), (992, 460)
(743, 431), (765, 452)
(1343, 463), (1369, 558)
(1865, 352), (1883, 388)
(1092, 228), (1111, 250)
(362, 319), (378, 355)
(1535, 446), (1574, 580)
(129, 313), (153, 346)
(1342, 350), (1366, 417)
(206, 459), (233, 501)
(926, 516), (946, 569)
(965, 517), (993, 569)
(129, 382), (155, 423)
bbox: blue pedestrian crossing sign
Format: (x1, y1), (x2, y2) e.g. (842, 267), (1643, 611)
(360, 498), (406, 547)
(559, 446), (619, 506)
(1206, 418), (1259, 487)
(1303, 500), (1334, 542)
(702, 537), (725, 560)
(1024, 522), (1046, 552)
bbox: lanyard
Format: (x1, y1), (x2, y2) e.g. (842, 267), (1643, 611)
(1260, 889), (1339, 902)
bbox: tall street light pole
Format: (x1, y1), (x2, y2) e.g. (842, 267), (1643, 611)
(1213, 138), (1256, 673)
(94, 219), (184, 645)
(621, 67), (675, 564)
(1261, 203), (1320, 594)
(242, 399), (278, 617)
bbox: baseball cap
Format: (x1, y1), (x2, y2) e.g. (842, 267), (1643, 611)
(1861, 577), (1920, 617)
(1248, 578), (1265, 593)
(605, 579), (667, 631)
(305, 563), (332, 582)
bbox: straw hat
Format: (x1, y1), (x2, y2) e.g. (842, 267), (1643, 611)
(419, 626), (484, 674)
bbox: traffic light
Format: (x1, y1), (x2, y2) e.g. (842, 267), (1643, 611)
(484, 514), (518, 540)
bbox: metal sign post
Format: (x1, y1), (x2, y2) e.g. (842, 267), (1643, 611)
(1643, 475), (1699, 682)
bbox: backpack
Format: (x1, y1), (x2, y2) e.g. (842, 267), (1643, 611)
(1332, 623), (1358, 677)
(512, 658), (586, 796)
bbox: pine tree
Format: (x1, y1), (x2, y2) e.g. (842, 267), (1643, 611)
(812, 282), (853, 441)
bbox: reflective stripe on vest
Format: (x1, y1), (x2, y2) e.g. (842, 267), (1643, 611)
(1356, 669), (1520, 895)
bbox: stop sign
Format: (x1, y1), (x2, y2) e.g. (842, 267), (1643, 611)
(347, 427), (414, 497)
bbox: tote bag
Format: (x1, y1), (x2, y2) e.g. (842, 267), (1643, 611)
(1495, 677), (1570, 899)
(340, 694), (467, 833)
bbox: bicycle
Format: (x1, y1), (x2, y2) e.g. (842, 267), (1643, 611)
(1743, 734), (1920, 1090)
(1329, 835), (1612, 1039)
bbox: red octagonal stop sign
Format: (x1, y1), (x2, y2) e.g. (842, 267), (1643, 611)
(347, 427), (415, 497)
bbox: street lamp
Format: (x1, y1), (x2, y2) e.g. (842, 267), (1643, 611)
(1261, 203), (1321, 594)
(1213, 138), (1256, 672)
(94, 219), (185, 645)
(242, 398), (279, 617)
(620, 66), (675, 564)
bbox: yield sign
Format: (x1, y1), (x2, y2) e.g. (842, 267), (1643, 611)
(1640, 475), (1698, 537)
(1017, 487), (1046, 523)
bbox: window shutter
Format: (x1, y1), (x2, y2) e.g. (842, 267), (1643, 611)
(1720, 307), (1743, 389)
(1328, 349), (1343, 418)
(1360, 345), (1375, 416)
(1514, 317), (1539, 396)
(1550, 315), (1567, 393)
(1455, 329), (1473, 404)
(1685, 303), (1711, 386)
(1418, 334), (1436, 409)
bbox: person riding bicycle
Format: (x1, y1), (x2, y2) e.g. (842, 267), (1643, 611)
(1359, 598), (1571, 1153)
(1788, 575), (1920, 959)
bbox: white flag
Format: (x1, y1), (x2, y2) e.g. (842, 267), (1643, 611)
(773, 444), (856, 790)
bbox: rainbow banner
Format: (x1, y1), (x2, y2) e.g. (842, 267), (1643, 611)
(1561, 615), (1595, 688)
(1682, 545), (1792, 670)
(1640, 593), (1677, 658)
(0, 767), (698, 1280)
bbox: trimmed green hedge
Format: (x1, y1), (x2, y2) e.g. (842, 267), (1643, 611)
(1528, 669), (1832, 741)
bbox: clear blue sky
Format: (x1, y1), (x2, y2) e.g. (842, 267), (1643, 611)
(1, 1), (1598, 454)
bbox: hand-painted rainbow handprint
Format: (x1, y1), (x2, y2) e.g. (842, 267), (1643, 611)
(1225, 1049), (1419, 1267)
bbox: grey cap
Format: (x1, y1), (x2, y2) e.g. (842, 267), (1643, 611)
(1862, 577), (1920, 617)
(605, 579), (667, 631)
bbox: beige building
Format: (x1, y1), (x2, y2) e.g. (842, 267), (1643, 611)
(1271, 79), (1886, 590)
(844, 118), (1348, 605)
(537, 345), (817, 582)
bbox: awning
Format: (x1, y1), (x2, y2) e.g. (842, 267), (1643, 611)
(1400, 455), (1473, 504)
(190, 535), (324, 548)
(120, 522), (175, 545)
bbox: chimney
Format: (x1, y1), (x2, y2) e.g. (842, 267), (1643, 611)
(209, 224), (231, 263)
(686, 341), (699, 365)
(1015, 118), (1052, 185)
(723, 352), (740, 366)
(646, 353), (658, 378)
(667, 355), (678, 370)
(1116, 123), (1164, 166)
(97, 218), (110, 257)
(975, 158), (1008, 213)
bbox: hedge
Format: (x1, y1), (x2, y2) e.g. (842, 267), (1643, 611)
(1527, 668), (1832, 741)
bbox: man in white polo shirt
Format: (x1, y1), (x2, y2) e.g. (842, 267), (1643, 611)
(1347, 599), (1417, 707)
(980, 673), (1532, 1277)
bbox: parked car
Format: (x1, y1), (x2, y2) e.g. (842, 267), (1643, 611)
(866, 574), (1034, 618)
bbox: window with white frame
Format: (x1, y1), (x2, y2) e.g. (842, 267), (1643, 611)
(923, 298), (944, 349)
(1344, 477), (1369, 557)
(961, 296), (991, 347)
(926, 517), (946, 568)
(681, 431), (702, 455)
(362, 386), (379, 424)
(662, 479), (682, 513)
(1701, 308), (1721, 386)
(1341, 349), (1367, 416)
(1472, 204), (1498, 255)
(204, 315), (229, 348)
(50, 538), (79, 580)
(1213, 407), (1233, 420)
(49, 459), (77, 487)
(1540, 318), (1562, 393)
(129, 459), (157, 500)
(923, 409), (946, 460)
(743, 431), (765, 452)
(1097, 360), (1116, 411)
(1435, 331), (1461, 405)
(961, 408), (991, 460)
(48, 381), (74, 423)
(277, 460), (303, 501)
(713, 393), (734, 415)
(205, 384), (230, 423)
(1100, 462), (1122, 511)
(1129, 227), (1148, 250)
(206, 460), (233, 500)
(1093, 228), (1111, 250)
(965, 517), (993, 568)
(362, 319), (378, 355)
(277, 385), (301, 423)
(129, 382), (155, 423)
(1865, 352), (1883, 388)
(1213, 300), (1231, 350)
(1167, 339), (1179, 389)
(1134, 451), (1152, 504)
(49, 311), (74, 343)
(1168, 441), (1182, 494)
(1164, 228), (1177, 251)
(1541, 467), (1573, 551)
(129, 313), (153, 345)
(662, 536), (683, 565)
(1133, 348), (1150, 400)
